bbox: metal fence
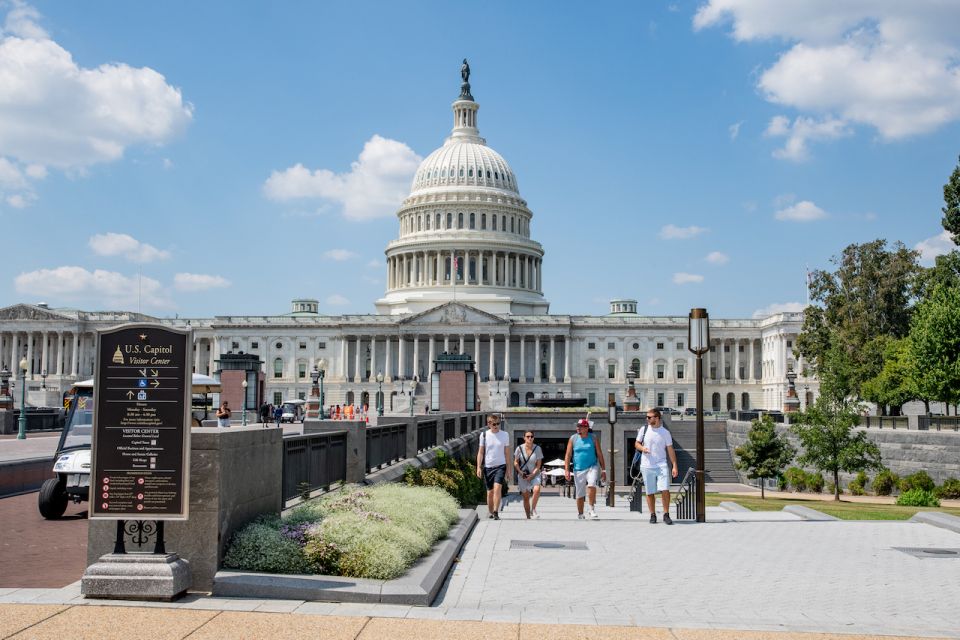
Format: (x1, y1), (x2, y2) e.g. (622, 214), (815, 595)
(444, 418), (456, 441)
(918, 415), (960, 431)
(417, 420), (438, 451)
(281, 431), (347, 502)
(366, 423), (406, 471)
(859, 415), (909, 429)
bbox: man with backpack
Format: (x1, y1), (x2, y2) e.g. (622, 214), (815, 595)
(476, 414), (510, 520)
(635, 408), (678, 524)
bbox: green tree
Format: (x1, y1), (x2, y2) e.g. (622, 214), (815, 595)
(796, 240), (920, 400)
(860, 337), (919, 415)
(916, 250), (960, 300)
(943, 155), (960, 245)
(791, 395), (883, 501)
(907, 285), (960, 413)
(734, 415), (795, 499)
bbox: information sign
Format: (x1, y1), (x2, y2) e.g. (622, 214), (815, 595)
(90, 324), (192, 520)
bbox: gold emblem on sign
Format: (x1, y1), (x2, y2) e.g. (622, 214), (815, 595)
(112, 345), (124, 364)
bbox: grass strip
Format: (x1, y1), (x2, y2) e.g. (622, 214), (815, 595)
(706, 493), (960, 521)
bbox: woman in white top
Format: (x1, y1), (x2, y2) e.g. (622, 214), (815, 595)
(514, 430), (544, 519)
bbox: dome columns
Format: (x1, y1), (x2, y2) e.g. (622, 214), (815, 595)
(386, 248), (542, 293)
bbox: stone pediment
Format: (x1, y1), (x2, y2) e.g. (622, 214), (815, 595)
(0, 304), (74, 322)
(401, 302), (507, 327)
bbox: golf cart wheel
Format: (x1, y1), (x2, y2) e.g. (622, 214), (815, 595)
(38, 477), (69, 519)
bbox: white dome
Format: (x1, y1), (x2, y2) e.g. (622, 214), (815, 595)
(410, 141), (519, 195)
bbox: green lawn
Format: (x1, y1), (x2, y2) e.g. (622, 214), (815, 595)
(706, 493), (960, 521)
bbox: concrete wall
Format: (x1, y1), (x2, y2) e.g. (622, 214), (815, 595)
(87, 426), (283, 592)
(726, 420), (960, 486)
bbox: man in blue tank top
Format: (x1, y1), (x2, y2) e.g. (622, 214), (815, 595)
(563, 418), (606, 519)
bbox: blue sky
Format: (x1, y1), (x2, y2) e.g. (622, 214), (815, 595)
(1, 0), (958, 319)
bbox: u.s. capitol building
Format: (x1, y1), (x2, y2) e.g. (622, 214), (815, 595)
(0, 67), (816, 414)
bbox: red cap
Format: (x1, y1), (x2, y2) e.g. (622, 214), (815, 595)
(577, 419), (590, 428)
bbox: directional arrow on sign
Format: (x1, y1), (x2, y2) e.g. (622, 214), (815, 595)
(150, 380), (160, 388)
(139, 369), (146, 377)
(150, 369), (159, 377)
(126, 391), (135, 399)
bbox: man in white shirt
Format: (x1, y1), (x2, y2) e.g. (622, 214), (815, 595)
(476, 414), (510, 520)
(635, 408), (678, 524)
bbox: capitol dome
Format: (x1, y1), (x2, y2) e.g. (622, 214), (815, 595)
(375, 62), (549, 317)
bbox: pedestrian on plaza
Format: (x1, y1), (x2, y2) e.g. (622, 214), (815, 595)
(334, 404), (341, 420)
(344, 404), (355, 420)
(636, 408), (678, 524)
(476, 413), (510, 520)
(259, 402), (270, 425)
(514, 430), (543, 519)
(216, 401), (231, 428)
(273, 404), (283, 427)
(564, 417), (606, 519)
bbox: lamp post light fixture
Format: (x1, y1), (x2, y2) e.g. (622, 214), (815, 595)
(409, 377), (416, 416)
(40, 369), (47, 390)
(606, 398), (618, 507)
(309, 365), (321, 420)
(317, 359), (327, 419)
(376, 371), (384, 417)
(241, 379), (248, 427)
(687, 308), (710, 523)
(18, 357), (28, 440)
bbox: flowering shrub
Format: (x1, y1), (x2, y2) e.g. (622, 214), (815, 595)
(223, 483), (459, 580)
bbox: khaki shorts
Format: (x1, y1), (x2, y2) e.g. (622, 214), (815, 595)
(573, 465), (600, 499)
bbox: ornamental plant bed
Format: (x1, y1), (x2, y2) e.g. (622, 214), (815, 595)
(223, 484), (459, 580)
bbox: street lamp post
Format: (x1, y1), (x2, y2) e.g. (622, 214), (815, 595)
(310, 365), (321, 420)
(318, 359), (326, 419)
(687, 308), (710, 523)
(409, 377), (416, 416)
(18, 357), (28, 439)
(606, 398), (618, 507)
(376, 371), (384, 417)
(241, 379), (248, 427)
(40, 369), (47, 390)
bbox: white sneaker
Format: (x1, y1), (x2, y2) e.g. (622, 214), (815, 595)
(589, 509), (598, 520)
(577, 513), (585, 520)
(532, 510), (540, 519)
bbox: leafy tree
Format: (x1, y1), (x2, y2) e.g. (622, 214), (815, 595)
(943, 155), (960, 246)
(734, 415), (795, 499)
(907, 285), (960, 413)
(860, 337), (920, 415)
(916, 250), (960, 300)
(796, 240), (920, 400)
(791, 394), (883, 501)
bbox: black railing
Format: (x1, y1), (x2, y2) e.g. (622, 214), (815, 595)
(918, 415), (960, 431)
(860, 415), (909, 429)
(417, 421), (437, 451)
(459, 416), (468, 435)
(673, 468), (698, 521)
(444, 419), (456, 441)
(282, 431), (347, 502)
(366, 424), (406, 471)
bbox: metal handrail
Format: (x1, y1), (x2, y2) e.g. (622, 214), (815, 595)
(673, 468), (697, 521)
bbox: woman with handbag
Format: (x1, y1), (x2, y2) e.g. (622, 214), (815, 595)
(514, 430), (544, 519)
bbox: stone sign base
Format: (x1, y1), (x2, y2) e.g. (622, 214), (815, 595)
(82, 553), (191, 601)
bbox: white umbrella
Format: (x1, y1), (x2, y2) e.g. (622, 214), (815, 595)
(544, 458), (566, 467)
(545, 468), (567, 476)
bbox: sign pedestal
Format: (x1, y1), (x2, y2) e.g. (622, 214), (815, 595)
(82, 553), (191, 601)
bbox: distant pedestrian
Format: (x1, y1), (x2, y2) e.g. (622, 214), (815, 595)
(514, 430), (543, 519)
(476, 414), (510, 520)
(334, 404), (341, 420)
(273, 404), (283, 427)
(260, 402), (270, 425)
(216, 401), (231, 428)
(636, 408), (678, 524)
(564, 418), (606, 519)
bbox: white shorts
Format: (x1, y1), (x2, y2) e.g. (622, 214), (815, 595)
(573, 465), (600, 499)
(642, 463), (671, 492)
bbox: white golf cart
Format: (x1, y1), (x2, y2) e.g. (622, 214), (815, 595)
(280, 398), (306, 423)
(38, 373), (222, 519)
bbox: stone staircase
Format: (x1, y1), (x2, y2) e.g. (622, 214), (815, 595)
(662, 419), (740, 483)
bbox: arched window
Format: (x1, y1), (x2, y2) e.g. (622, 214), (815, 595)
(446, 212), (452, 229)
(417, 215), (421, 231)
(469, 212), (475, 229)
(457, 212), (464, 228)
(436, 213), (441, 229)
(712, 392), (721, 411)
(492, 214), (497, 230)
(273, 358), (283, 379)
(630, 358), (641, 377)
(459, 167), (464, 177)
(510, 217), (515, 233)
(742, 392), (751, 410)
(495, 171), (499, 180)
(726, 392), (736, 411)
(501, 216), (506, 231)
(486, 170), (491, 179)
(425, 215), (430, 230)
(468, 168), (473, 177)
(481, 213), (486, 229)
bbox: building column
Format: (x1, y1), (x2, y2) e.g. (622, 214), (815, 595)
(488, 334), (496, 380)
(750, 339), (756, 379)
(734, 339), (741, 381)
(354, 337), (362, 383)
(618, 337), (625, 383)
(40, 331), (49, 377)
(459, 335), (465, 355)
(10, 333), (19, 374)
(384, 337), (393, 381)
(549, 336), (556, 383)
(519, 336), (525, 383)
(339, 337), (348, 379)
(71, 332), (79, 376)
(503, 335), (511, 381)
(428, 336), (435, 378)
(398, 335), (406, 378)
(412, 335), (420, 379)
(443, 335), (450, 353)
(436, 252), (442, 285)
(474, 334), (480, 364)
(369, 336), (377, 381)
(534, 336), (541, 381)
(26, 332), (34, 378)
(564, 336), (571, 382)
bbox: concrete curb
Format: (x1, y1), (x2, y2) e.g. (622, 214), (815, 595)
(212, 508), (478, 605)
(783, 505), (839, 521)
(718, 501), (751, 512)
(909, 511), (960, 535)
(0, 456), (53, 497)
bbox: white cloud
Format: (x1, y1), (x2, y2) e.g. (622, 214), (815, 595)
(728, 120), (743, 140)
(326, 294), (350, 306)
(753, 301), (807, 318)
(914, 230), (955, 266)
(673, 272), (704, 284)
(705, 251), (729, 265)
(764, 115), (850, 161)
(0, 3), (192, 205)
(264, 135), (421, 220)
(694, 1), (960, 147)
(89, 233), (170, 263)
(6, 193), (29, 208)
(366, 259), (381, 269)
(173, 273), (230, 292)
(322, 249), (358, 261)
(660, 224), (707, 239)
(13, 265), (172, 309)
(774, 200), (828, 222)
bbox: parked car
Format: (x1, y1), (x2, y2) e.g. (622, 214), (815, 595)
(683, 407), (697, 416)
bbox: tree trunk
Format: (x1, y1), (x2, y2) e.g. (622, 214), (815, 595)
(834, 469), (840, 501)
(761, 479), (765, 499)
(924, 399), (930, 414)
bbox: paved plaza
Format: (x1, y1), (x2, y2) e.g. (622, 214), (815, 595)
(0, 494), (957, 639)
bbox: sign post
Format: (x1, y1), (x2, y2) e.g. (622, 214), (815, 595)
(82, 324), (193, 600)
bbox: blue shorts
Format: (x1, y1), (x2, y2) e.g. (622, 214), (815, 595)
(484, 465), (506, 490)
(642, 464), (671, 492)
